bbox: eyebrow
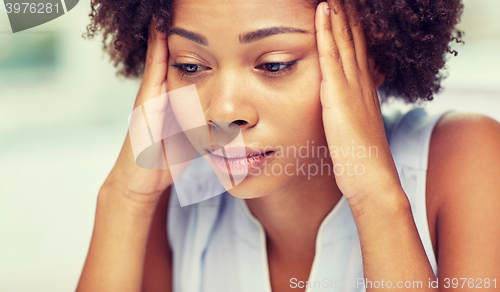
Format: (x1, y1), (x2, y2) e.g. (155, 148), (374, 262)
(239, 27), (310, 44)
(167, 28), (209, 46)
(167, 26), (310, 46)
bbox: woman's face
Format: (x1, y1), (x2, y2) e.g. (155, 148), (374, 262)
(167, 0), (333, 198)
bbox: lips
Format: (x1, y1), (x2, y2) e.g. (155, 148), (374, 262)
(205, 146), (274, 175)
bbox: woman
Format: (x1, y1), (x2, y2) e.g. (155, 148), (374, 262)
(77, 0), (500, 291)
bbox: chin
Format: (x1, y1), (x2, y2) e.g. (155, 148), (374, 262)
(224, 171), (288, 200)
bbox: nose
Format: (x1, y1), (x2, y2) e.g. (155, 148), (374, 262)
(204, 71), (259, 132)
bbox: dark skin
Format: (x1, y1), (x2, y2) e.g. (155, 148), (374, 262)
(77, 1), (500, 292)
(426, 112), (500, 291)
(144, 2), (500, 292)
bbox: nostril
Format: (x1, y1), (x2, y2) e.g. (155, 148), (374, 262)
(207, 120), (248, 131)
(232, 120), (247, 126)
(208, 120), (245, 131)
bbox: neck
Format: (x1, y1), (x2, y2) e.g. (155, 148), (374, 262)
(244, 171), (342, 263)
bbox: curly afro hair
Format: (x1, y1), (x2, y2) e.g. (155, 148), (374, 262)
(84, 0), (463, 103)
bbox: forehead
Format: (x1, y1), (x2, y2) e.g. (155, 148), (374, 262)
(171, 0), (316, 34)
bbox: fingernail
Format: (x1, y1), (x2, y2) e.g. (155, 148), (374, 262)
(324, 3), (331, 15)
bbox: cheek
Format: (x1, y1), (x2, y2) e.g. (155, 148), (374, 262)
(289, 66), (322, 122)
(294, 95), (323, 137)
(166, 69), (181, 91)
(270, 90), (323, 147)
(287, 73), (324, 141)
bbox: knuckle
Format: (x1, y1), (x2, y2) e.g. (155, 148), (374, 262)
(329, 0), (341, 14)
(319, 45), (342, 65)
(328, 47), (342, 62)
(341, 25), (354, 42)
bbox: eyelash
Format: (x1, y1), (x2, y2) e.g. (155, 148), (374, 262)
(256, 61), (298, 77)
(170, 61), (298, 79)
(171, 63), (209, 78)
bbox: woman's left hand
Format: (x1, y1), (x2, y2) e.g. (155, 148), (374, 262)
(315, 0), (403, 205)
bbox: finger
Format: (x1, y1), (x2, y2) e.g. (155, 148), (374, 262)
(315, 2), (346, 86)
(143, 15), (169, 94)
(328, 0), (358, 79)
(345, 0), (370, 76)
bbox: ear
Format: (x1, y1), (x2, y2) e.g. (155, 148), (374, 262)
(368, 58), (385, 89)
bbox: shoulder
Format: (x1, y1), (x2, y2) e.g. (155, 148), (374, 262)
(429, 111), (500, 151)
(426, 112), (500, 278)
(427, 112), (500, 206)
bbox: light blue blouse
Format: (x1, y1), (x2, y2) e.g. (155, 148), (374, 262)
(167, 107), (451, 292)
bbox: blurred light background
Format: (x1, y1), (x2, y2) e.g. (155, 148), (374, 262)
(0, 1), (499, 291)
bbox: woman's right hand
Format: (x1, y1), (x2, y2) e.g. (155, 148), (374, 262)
(77, 17), (176, 292)
(103, 16), (173, 203)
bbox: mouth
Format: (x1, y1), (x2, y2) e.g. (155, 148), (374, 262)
(205, 147), (275, 175)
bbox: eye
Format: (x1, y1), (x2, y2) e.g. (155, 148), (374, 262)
(171, 63), (211, 78)
(256, 61), (298, 77)
(264, 63), (288, 72)
(183, 64), (200, 73)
